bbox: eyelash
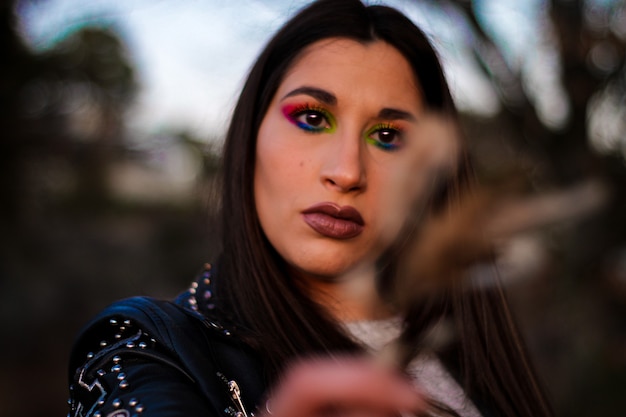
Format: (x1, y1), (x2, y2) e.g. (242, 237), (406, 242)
(366, 123), (404, 151)
(281, 103), (404, 151)
(283, 104), (335, 133)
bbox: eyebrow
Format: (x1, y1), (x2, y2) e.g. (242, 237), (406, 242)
(282, 86), (417, 122)
(377, 108), (416, 122)
(282, 86), (337, 106)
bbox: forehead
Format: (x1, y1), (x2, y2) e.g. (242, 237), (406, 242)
(277, 38), (423, 109)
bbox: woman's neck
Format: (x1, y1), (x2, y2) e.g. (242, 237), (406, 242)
(299, 262), (395, 322)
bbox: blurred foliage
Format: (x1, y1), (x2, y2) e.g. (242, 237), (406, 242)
(1, 5), (137, 220)
(0, 2), (218, 416)
(1, 0), (625, 416)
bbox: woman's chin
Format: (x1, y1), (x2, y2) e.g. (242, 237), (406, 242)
(287, 257), (376, 286)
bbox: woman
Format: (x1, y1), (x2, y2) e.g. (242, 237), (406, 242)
(67, 1), (553, 416)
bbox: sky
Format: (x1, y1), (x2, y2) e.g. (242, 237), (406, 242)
(16, 0), (547, 140)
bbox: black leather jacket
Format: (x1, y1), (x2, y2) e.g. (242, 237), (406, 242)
(68, 265), (266, 417)
(68, 265), (497, 417)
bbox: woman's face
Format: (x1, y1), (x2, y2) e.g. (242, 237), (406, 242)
(255, 38), (448, 282)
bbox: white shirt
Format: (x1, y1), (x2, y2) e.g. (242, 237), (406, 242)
(343, 317), (482, 417)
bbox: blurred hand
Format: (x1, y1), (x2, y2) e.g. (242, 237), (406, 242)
(260, 356), (425, 417)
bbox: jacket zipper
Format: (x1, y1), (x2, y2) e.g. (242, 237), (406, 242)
(217, 372), (250, 417)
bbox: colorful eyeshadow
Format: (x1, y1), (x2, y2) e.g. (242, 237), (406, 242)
(282, 103), (335, 133)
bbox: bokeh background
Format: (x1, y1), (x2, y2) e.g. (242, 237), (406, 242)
(1, 0), (625, 416)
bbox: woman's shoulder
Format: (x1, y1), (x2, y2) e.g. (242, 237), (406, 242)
(68, 269), (266, 417)
(68, 295), (224, 374)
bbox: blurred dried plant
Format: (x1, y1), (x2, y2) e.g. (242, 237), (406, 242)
(374, 115), (610, 372)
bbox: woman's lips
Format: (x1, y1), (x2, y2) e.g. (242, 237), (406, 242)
(301, 202), (364, 239)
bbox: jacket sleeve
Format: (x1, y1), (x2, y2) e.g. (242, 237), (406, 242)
(68, 298), (230, 417)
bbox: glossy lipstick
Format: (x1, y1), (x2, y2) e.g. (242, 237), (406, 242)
(301, 202), (364, 239)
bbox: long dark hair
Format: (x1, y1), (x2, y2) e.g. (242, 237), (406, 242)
(215, 0), (552, 416)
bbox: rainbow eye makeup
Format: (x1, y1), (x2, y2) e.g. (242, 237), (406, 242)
(281, 102), (404, 151)
(365, 122), (404, 151)
(282, 103), (336, 133)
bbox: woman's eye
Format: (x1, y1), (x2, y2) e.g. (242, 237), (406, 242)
(367, 125), (403, 151)
(293, 110), (332, 132)
(282, 104), (334, 133)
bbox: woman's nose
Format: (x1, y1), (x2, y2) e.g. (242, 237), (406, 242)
(320, 133), (366, 193)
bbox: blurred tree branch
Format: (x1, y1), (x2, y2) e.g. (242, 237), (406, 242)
(399, 0), (626, 414)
